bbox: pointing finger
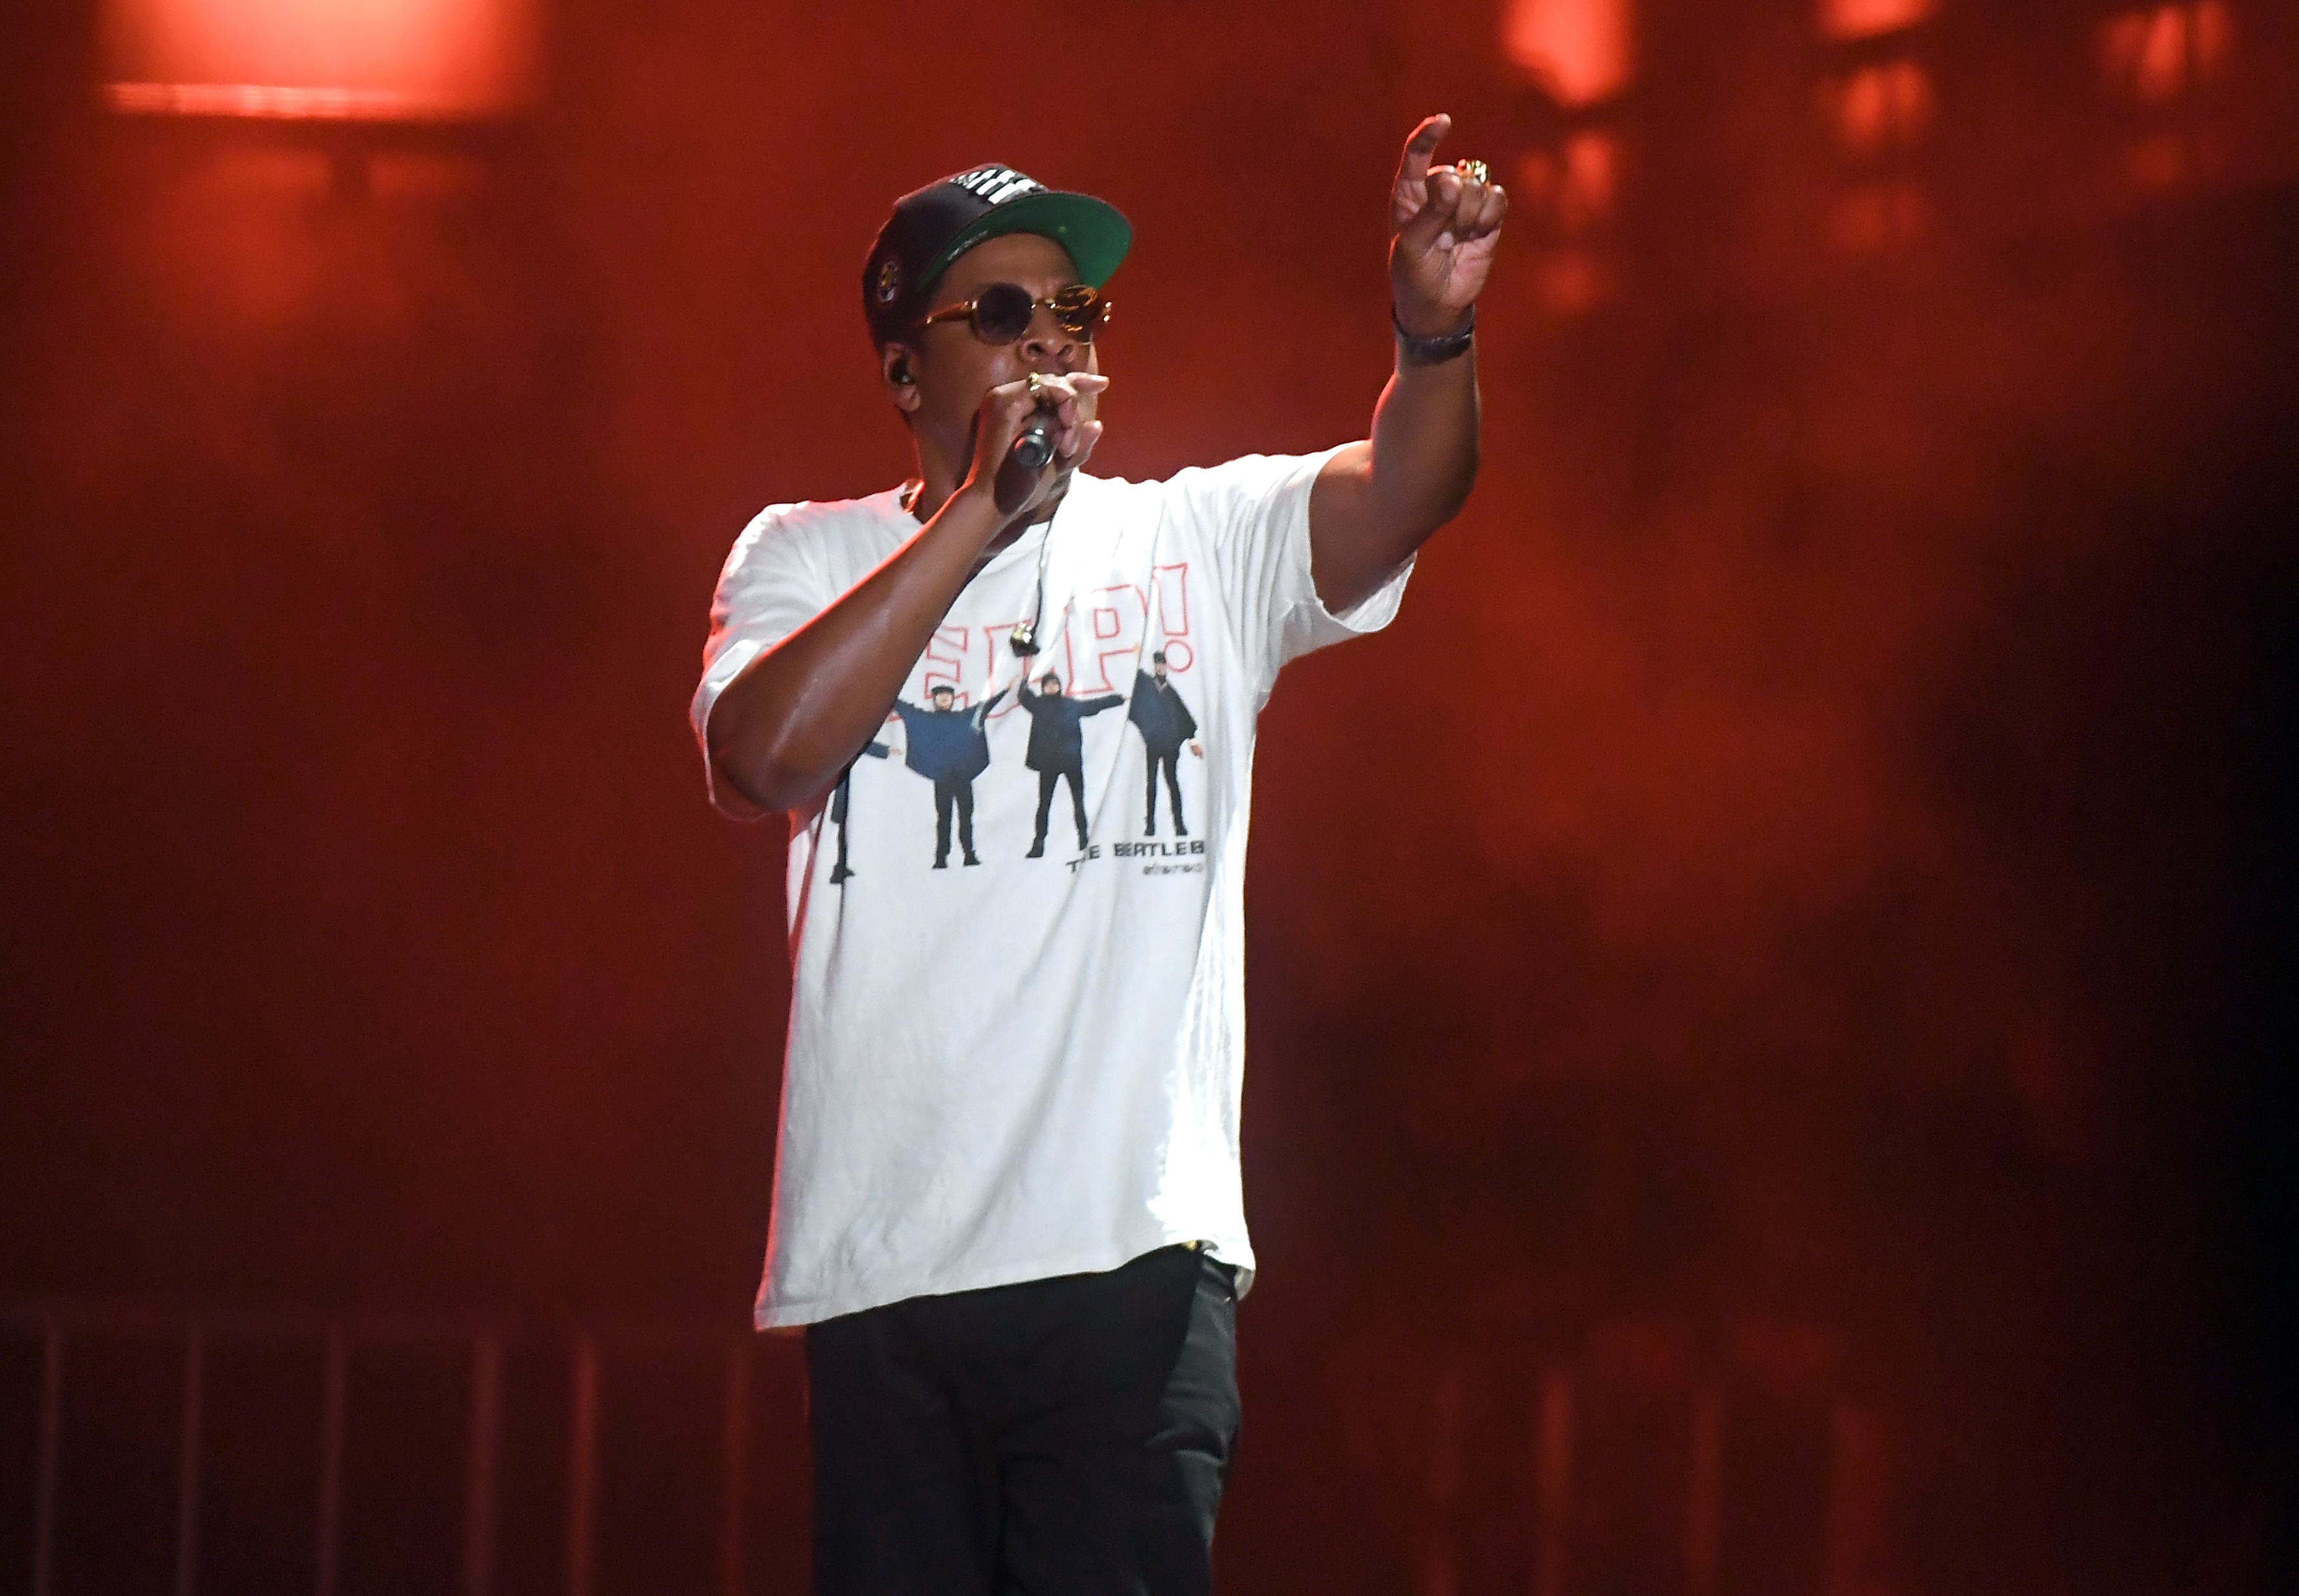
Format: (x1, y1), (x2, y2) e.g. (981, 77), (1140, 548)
(1398, 113), (1451, 182)
(1392, 113), (1453, 226)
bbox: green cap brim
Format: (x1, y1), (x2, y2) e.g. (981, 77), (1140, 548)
(924, 191), (1133, 294)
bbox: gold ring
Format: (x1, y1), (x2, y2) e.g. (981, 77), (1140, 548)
(1456, 159), (1490, 185)
(1026, 373), (1043, 397)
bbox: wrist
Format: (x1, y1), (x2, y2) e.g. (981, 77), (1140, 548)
(926, 476), (1004, 539)
(1393, 304), (1475, 367)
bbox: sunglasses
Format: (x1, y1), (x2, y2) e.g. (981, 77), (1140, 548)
(916, 282), (1111, 345)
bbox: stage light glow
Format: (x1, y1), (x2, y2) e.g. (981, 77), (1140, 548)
(1502, 0), (1634, 107)
(101, 0), (539, 120)
(1512, 132), (1619, 312)
(2101, 2), (2232, 105)
(1819, 0), (1933, 42)
(1823, 60), (1934, 159)
(1516, 133), (1617, 232)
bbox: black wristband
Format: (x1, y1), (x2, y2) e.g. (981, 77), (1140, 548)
(1394, 305), (1475, 366)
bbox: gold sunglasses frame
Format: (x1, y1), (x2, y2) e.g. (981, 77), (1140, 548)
(915, 283), (1112, 343)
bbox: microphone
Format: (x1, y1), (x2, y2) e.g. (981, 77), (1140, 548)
(994, 401), (1058, 512)
(1011, 407), (1057, 472)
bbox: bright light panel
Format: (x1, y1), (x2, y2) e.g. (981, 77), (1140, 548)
(1819, 0), (1934, 44)
(103, 0), (539, 120)
(1503, 0), (1634, 107)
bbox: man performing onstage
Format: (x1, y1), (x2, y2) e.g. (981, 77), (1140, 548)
(1017, 669), (1124, 857)
(889, 680), (1008, 868)
(1128, 650), (1202, 838)
(692, 117), (1503, 1595)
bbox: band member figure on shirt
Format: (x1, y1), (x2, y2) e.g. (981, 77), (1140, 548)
(889, 682), (1008, 868)
(1127, 650), (1202, 837)
(827, 739), (891, 884)
(1017, 670), (1123, 857)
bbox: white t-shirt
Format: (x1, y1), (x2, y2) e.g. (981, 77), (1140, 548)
(692, 451), (1410, 1328)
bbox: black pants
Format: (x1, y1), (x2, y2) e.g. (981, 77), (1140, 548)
(1142, 749), (1185, 835)
(934, 776), (977, 864)
(1032, 766), (1089, 851)
(806, 1245), (1241, 1596)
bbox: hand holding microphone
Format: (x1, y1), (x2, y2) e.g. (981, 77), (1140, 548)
(977, 370), (1108, 516)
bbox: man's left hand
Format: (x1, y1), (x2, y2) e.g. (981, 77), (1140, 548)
(1390, 114), (1508, 337)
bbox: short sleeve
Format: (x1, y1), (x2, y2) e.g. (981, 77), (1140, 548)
(690, 505), (829, 815)
(1159, 447), (1414, 697)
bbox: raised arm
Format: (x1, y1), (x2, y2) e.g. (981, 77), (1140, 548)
(706, 373), (1104, 816)
(1308, 114), (1507, 615)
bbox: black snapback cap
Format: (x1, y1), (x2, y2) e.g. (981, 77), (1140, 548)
(862, 164), (1131, 346)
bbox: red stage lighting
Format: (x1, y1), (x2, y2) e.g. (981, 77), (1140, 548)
(2101, 1), (2233, 105)
(1502, 0), (1634, 109)
(101, 0), (539, 120)
(1820, 0), (1933, 43)
(1501, 0), (1631, 313)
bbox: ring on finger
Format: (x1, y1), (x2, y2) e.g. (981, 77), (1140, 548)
(1025, 372), (1043, 397)
(1455, 159), (1490, 185)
